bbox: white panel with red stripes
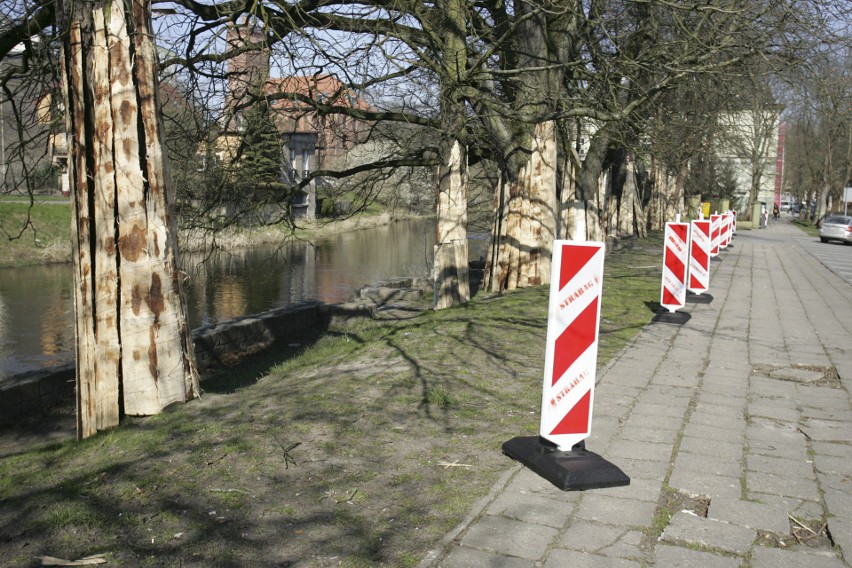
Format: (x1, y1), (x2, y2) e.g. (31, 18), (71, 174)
(660, 222), (690, 312)
(709, 214), (721, 256)
(689, 220), (711, 295)
(540, 241), (605, 451)
(720, 212), (732, 248)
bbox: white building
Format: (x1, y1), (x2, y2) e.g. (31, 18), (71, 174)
(714, 108), (783, 209)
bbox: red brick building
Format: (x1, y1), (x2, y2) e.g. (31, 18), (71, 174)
(222, 18), (372, 218)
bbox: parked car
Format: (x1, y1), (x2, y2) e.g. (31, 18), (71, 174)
(819, 215), (852, 244)
(780, 201), (791, 213)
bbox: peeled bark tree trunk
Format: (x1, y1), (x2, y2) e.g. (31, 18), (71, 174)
(434, 139), (470, 309)
(431, 0), (470, 310)
(815, 152), (832, 221)
(573, 129), (614, 241)
(484, 121), (558, 292)
(647, 161), (681, 230)
(58, 0), (200, 439)
(589, 169), (607, 241)
(666, 164), (688, 221)
(480, 4), (568, 293)
(618, 159), (637, 235)
(556, 132), (580, 241)
(647, 160), (664, 231)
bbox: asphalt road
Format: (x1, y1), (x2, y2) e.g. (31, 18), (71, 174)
(794, 227), (852, 286)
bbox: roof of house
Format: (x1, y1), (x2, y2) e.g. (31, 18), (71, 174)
(263, 75), (371, 133)
(265, 75), (368, 105)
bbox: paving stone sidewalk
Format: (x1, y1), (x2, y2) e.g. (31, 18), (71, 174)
(420, 220), (852, 568)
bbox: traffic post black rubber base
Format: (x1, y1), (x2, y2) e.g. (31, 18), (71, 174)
(502, 436), (630, 491)
(686, 292), (714, 304)
(652, 309), (691, 325)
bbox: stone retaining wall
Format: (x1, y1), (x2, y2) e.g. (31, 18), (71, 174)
(0, 301), (376, 424)
(0, 364), (77, 424)
(354, 277), (432, 305)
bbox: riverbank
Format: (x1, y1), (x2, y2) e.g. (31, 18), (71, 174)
(179, 211), (426, 253)
(0, 198), (424, 267)
(0, 199), (71, 266)
(0, 232), (664, 568)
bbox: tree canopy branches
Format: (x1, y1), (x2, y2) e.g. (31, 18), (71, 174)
(1, 0), (849, 216)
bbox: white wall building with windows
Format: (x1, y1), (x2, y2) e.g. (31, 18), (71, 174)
(714, 109), (783, 209)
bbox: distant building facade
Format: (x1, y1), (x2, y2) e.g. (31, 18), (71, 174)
(0, 43), (62, 195)
(218, 18), (372, 219)
(714, 109), (783, 209)
(266, 74), (371, 217)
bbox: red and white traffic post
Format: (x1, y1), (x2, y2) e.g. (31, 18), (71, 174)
(502, 241), (629, 491)
(709, 214), (722, 257)
(660, 221), (690, 313)
(720, 212), (732, 249)
(688, 219), (711, 296)
(539, 241), (605, 450)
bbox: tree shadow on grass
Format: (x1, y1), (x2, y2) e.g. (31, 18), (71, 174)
(0, 328), (328, 457)
(199, 331), (323, 394)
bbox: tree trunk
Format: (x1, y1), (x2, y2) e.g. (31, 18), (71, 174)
(434, 139), (470, 309)
(668, 164), (688, 221)
(606, 168), (618, 238)
(573, 128), (614, 241)
(815, 150), (832, 221)
(618, 159), (637, 235)
(589, 169), (607, 242)
(632, 159), (649, 237)
(556, 132), (580, 240)
(650, 163), (684, 227)
(647, 160), (664, 231)
(479, 3), (568, 292)
(634, 197), (648, 237)
(484, 121), (557, 292)
(59, 0), (199, 439)
(431, 0), (470, 310)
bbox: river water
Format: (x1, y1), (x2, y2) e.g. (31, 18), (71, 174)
(0, 219), (445, 381)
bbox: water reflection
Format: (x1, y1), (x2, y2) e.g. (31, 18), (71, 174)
(0, 219), (440, 380)
(0, 264), (76, 378)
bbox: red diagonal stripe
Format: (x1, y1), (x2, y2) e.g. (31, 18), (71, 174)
(672, 224), (688, 241)
(552, 297), (598, 386)
(665, 247), (686, 280)
(694, 222), (710, 238)
(662, 287), (681, 306)
(691, 246), (708, 266)
(689, 274), (702, 288)
(559, 245), (599, 290)
(550, 389), (591, 435)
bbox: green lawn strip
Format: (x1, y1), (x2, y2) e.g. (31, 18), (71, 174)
(0, 201), (71, 266)
(790, 218), (819, 238)
(0, 199), (411, 267)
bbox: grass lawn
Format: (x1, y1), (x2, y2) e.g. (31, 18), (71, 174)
(790, 217), (819, 238)
(0, 200), (71, 267)
(0, 197), (414, 268)
(0, 234), (665, 567)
